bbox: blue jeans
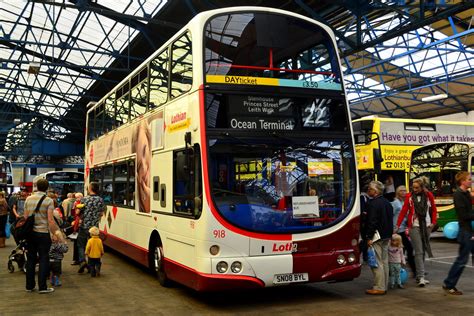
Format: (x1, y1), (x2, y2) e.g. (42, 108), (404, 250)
(443, 229), (474, 289)
(389, 263), (402, 286)
(77, 228), (89, 263)
(26, 232), (51, 291)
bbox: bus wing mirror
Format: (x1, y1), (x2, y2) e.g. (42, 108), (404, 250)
(373, 148), (383, 174)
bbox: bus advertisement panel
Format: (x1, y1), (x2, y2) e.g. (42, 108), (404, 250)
(86, 7), (360, 291)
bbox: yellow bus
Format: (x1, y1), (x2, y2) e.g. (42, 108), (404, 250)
(410, 142), (474, 230)
(353, 116), (474, 191)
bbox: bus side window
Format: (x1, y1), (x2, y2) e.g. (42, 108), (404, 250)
(160, 184), (166, 208)
(153, 176), (160, 201)
(170, 31), (192, 99)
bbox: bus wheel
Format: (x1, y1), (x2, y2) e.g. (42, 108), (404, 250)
(151, 239), (171, 287)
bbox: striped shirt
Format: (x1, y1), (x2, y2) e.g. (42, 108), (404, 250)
(24, 192), (55, 234)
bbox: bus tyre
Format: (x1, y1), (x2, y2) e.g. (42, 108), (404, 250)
(150, 240), (170, 287)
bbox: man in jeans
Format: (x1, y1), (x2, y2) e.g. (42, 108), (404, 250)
(443, 171), (474, 295)
(77, 182), (105, 273)
(24, 179), (57, 294)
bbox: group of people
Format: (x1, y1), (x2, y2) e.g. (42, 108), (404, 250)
(361, 171), (474, 296)
(2, 180), (105, 294)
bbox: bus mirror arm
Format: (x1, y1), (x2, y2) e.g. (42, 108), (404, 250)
(184, 132), (192, 148)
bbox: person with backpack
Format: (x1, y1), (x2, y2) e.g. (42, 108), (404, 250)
(24, 178), (58, 294)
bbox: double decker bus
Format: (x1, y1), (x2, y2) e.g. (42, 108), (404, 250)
(33, 171), (84, 198)
(409, 142), (474, 230)
(353, 116), (474, 191)
(86, 7), (360, 291)
(0, 156), (13, 194)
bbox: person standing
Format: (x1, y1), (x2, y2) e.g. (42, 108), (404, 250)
(85, 226), (104, 277)
(24, 178), (58, 294)
(442, 171), (474, 295)
(13, 189), (28, 220)
(77, 182), (105, 273)
(391, 185), (416, 276)
(384, 175), (396, 201)
(359, 184), (371, 262)
(396, 178), (437, 287)
(0, 191), (9, 248)
(365, 181), (393, 295)
(61, 192), (75, 219)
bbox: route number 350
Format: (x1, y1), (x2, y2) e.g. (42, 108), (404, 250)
(213, 229), (226, 238)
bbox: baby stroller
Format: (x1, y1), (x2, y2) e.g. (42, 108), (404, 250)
(7, 239), (27, 273)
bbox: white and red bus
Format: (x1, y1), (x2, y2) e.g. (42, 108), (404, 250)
(85, 7), (360, 291)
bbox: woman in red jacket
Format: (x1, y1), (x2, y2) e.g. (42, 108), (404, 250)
(395, 177), (437, 287)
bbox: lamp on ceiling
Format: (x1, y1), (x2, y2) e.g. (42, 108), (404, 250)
(27, 62), (40, 75)
(421, 93), (448, 102)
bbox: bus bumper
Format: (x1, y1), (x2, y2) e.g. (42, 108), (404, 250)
(164, 258), (265, 291)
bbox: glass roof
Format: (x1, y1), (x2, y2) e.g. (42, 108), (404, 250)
(342, 11), (473, 102)
(0, 0), (168, 149)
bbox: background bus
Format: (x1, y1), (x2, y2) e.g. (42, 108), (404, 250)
(353, 116), (474, 195)
(409, 142), (474, 230)
(33, 171), (84, 199)
(0, 156), (13, 194)
(85, 7), (360, 291)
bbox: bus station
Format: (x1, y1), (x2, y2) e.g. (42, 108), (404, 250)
(0, 1), (473, 314)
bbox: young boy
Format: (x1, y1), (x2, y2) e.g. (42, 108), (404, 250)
(85, 226), (104, 277)
(49, 211), (69, 286)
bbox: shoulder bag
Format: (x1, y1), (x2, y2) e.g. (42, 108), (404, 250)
(13, 195), (46, 241)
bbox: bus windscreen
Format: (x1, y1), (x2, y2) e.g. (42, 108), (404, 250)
(204, 12), (342, 91)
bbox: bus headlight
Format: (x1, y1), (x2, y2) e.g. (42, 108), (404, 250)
(210, 245), (220, 256)
(230, 261), (242, 273)
(216, 261), (228, 273)
(347, 253), (356, 263)
(336, 254), (346, 265)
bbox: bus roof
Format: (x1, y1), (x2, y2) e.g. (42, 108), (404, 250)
(87, 6), (334, 115)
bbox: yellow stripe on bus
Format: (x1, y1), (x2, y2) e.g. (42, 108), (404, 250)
(206, 75), (279, 86)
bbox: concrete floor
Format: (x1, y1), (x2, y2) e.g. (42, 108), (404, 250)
(0, 234), (472, 315)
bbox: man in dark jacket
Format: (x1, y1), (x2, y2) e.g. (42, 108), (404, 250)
(365, 180), (393, 295)
(442, 171), (474, 295)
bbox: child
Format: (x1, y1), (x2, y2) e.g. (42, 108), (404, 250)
(85, 226), (104, 277)
(388, 233), (406, 289)
(70, 193), (83, 265)
(49, 211), (69, 287)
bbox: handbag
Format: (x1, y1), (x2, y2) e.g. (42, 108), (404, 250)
(12, 195), (46, 241)
(367, 246), (378, 268)
(5, 216), (10, 239)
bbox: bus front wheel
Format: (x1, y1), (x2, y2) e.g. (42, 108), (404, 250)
(150, 238), (171, 287)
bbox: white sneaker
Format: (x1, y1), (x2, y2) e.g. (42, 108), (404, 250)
(38, 288), (54, 294)
(417, 277), (426, 287)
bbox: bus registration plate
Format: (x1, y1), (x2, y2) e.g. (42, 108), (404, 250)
(273, 273), (308, 284)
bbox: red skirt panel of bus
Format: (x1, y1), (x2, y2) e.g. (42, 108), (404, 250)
(292, 217), (361, 282)
(164, 258), (265, 291)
